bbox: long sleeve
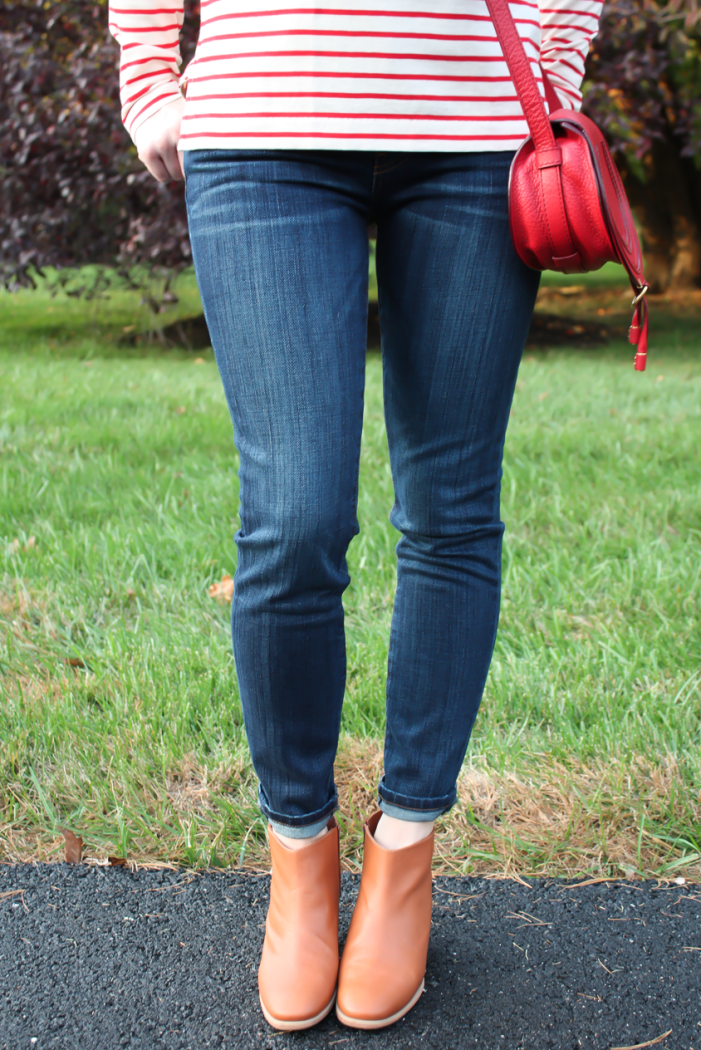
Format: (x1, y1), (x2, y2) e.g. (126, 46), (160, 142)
(108, 0), (185, 142)
(538, 0), (602, 110)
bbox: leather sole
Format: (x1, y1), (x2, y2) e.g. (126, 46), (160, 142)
(260, 990), (336, 1032)
(336, 979), (425, 1030)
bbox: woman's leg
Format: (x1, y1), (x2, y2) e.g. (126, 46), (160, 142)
(376, 150), (540, 819)
(184, 149), (372, 835)
(337, 151), (540, 1031)
(186, 149), (374, 1032)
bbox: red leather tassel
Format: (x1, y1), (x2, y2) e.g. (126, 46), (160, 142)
(629, 304), (641, 345)
(630, 300), (648, 371)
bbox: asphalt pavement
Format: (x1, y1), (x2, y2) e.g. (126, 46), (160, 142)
(1, 864), (699, 1050)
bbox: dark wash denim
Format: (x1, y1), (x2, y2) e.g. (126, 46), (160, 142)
(184, 149), (540, 836)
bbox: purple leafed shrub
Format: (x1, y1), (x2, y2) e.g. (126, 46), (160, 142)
(582, 0), (701, 289)
(0, 0), (199, 296)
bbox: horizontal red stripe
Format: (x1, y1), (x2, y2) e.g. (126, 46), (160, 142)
(201, 9), (540, 31)
(198, 4), (528, 22)
(131, 89), (180, 124)
(123, 66), (179, 88)
(121, 40), (179, 51)
(190, 89), (520, 102)
(186, 69), (526, 84)
(111, 5), (180, 12)
(120, 55), (179, 72)
(198, 0), (541, 8)
(109, 21), (181, 32)
(191, 48), (540, 65)
(179, 129), (522, 140)
(543, 21), (597, 31)
(540, 1), (602, 9)
(545, 33), (594, 45)
(181, 109), (526, 121)
(541, 12), (600, 20)
(197, 28), (538, 47)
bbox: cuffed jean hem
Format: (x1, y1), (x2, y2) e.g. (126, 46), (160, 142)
(258, 785), (338, 838)
(378, 777), (455, 819)
(269, 815), (332, 839)
(379, 800), (446, 823)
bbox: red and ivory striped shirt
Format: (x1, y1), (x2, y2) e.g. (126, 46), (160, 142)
(109, 0), (602, 151)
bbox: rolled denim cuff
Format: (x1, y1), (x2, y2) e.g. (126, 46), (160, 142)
(258, 783), (337, 836)
(377, 775), (455, 820)
(379, 800), (445, 823)
(269, 815), (331, 840)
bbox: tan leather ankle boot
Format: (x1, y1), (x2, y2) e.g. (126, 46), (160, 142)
(258, 817), (340, 1030)
(336, 810), (433, 1029)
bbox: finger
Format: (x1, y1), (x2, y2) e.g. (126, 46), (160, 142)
(162, 142), (185, 182)
(139, 150), (171, 184)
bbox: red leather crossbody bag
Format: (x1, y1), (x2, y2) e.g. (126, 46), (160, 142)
(485, 0), (650, 370)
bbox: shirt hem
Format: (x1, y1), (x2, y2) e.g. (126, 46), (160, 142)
(178, 136), (524, 152)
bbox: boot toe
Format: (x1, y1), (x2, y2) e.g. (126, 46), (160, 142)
(260, 985), (337, 1030)
(260, 951), (338, 1026)
(336, 959), (424, 1027)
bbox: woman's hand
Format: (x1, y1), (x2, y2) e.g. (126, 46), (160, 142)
(134, 97), (186, 183)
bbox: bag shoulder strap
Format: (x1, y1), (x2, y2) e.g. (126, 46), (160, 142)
(486, 0), (580, 267)
(542, 71), (563, 113)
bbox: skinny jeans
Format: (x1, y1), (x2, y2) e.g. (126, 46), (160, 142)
(184, 149), (539, 837)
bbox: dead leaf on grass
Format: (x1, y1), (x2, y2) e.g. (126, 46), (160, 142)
(60, 828), (83, 864)
(108, 856), (128, 867)
(553, 285), (585, 296)
(65, 657), (87, 669)
(7, 536), (37, 556)
(209, 574), (234, 602)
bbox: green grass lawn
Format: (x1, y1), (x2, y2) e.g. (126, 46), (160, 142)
(1, 270), (700, 877)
